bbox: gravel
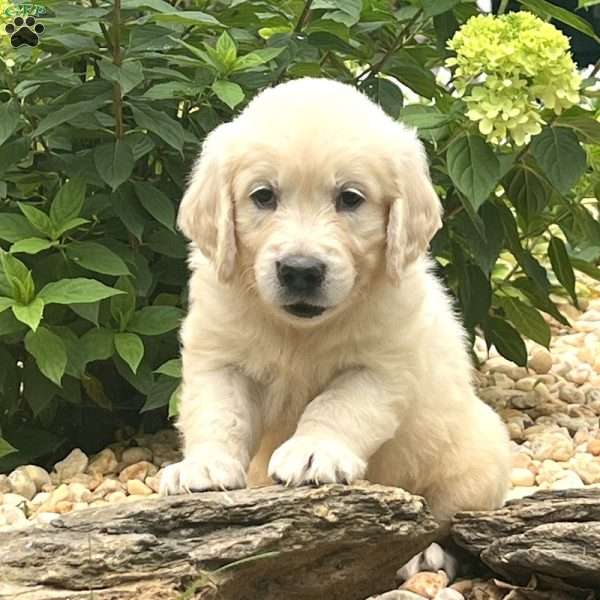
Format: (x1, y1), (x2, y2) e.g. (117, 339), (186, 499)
(0, 290), (598, 600)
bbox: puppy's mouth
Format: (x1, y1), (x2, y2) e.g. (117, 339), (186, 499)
(284, 302), (327, 319)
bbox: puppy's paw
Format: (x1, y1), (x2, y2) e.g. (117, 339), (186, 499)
(159, 447), (246, 495)
(268, 436), (366, 486)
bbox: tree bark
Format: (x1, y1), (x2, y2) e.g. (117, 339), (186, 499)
(451, 489), (600, 590)
(0, 483), (441, 600)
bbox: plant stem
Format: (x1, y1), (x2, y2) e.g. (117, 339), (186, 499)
(354, 9), (423, 83)
(498, 0), (510, 14)
(111, 0), (124, 140)
(294, 0), (314, 33)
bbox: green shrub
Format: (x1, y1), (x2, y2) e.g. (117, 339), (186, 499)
(0, 0), (598, 470)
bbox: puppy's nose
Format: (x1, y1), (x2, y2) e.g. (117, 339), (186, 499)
(276, 255), (326, 294)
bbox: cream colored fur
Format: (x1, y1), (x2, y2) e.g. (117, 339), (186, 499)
(160, 78), (510, 520)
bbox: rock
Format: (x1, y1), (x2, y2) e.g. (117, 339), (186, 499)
(401, 571), (449, 598)
(145, 472), (162, 493)
(371, 592), (425, 600)
(2, 493), (28, 507)
(510, 453), (532, 469)
(433, 590), (463, 600)
(449, 580), (473, 594)
(54, 500), (74, 514)
(126, 480), (153, 496)
(87, 448), (118, 475)
(510, 391), (537, 409)
(559, 385), (585, 404)
(530, 348), (552, 374)
(566, 366), (592, 385)
(587, 439), (600, 456)
(30, 491), (50, 507)
(0, 475), (11, 494)
(91, 478), (123, 498)
(17, 465), (50, 492)
(106, 491), (127, 503)
(452, 489), (600, 588)
(118, 461), (157, 483)
(35, 512), (61, 525)
(68, 482), (92, 503)
(0, 483), (441, 600)
(530, 433), (574, 462)
(549, 471), (585, 490)
(0, 505), (27, 528)
(515, 377), (536, 392)
(468, 581), (504, 600)
(7, 470), (35, 501)
(510, 468), (535, 487)
(571, 453), (600, 484)
(504, 486), (538, 501)
(121, 446), (153, 466)
(535, 460), (565, 486)
(54, 448), (89, 481)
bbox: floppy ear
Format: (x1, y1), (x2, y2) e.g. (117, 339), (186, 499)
(177, 124), (236, 282)
(386, 141), (443, 284)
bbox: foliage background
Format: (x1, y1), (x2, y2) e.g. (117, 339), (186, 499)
(0, 0), (599, 471)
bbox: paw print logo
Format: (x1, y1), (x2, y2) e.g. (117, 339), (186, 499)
(5, 16), (44, 48)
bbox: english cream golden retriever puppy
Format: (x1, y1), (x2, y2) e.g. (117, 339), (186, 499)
(160, 78), (510, 520)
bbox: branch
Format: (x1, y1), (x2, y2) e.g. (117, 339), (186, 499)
(111, 0), (124, 140)
(294, 0), (314, 33)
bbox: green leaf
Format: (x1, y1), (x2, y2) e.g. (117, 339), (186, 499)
(114, 332), (144, 374)
(0, 296), (15, 314)
(18, 203), (53, 238)
(212, 80), (245, 110)
(39, 278), (125, 304)
(110, 187), (147, 240)
(153, 10), (221, 26)
(110, 276), (136, 330)
(155, 358), (181, 378)
(24, 326), (67, 386)
(10, 238), (54, 255)
(517, 0), (600, 42)
(81, 328), (115, 364)
(0, 214), (39, 243)
(0, 102), (19, 147)
(94, 141), (135, 191)
(128, 306), (183, 336)
(168, 384), (181, 418)
(141, 377), (179, 412)
(362, 77), (403, 119)
(133, 181), (175, 231)
(65, 241), (130, 276)
(398, 105), (452, 131)
(216, 31), (237, 69)
(387, 51), (437, 99)
(504, 165), (550, 223)
(530, 127), (586, 195)
(548, 236), (578, 307)
(496, 296), (551, 348)
(485, 317), (528, 366)
(55, 217), (90, 237)
(33, 97), (109, 137)
(130, 104), (184, 152)
(447, 134), (500, 210)
(555, 109), (600, 144)
(99, 59), (144, 95)
(50, 178), (86, 229)
(0, 251), (35, 304)
(0, 438), (17, 460)
(12, 297), (44, 332)
(232, 47), (284, 72)
(420, 0), (460, 16)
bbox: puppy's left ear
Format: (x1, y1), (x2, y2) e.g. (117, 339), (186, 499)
(178, 124), (236, 282)
(386, 138), (443, 284)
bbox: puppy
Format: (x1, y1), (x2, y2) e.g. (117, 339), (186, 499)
(160, 78), (510, 521)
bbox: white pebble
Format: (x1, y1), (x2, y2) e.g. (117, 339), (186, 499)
(434, 590), (464, 600)
(18, 465), (50, 492)
(8, 470), (36, 500)
(529, 348), (552, 374)
(0, 504), (27, 527)
(54, 448), (89, 481)
(510, 468), (535, 487)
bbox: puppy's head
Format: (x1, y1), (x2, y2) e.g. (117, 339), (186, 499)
(178, 78), (442, 324)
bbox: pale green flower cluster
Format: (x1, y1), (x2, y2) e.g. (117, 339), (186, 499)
(447, 12), (581, 146)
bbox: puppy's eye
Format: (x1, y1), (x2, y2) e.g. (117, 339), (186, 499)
(250, 186), (277, 210)
(336, 188), (365, 212)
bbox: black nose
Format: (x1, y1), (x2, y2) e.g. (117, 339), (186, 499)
(276, 255), (326, 294)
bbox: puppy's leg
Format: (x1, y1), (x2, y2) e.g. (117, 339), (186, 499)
(160, 366), (261, 495)
(268, 368), (399, 485)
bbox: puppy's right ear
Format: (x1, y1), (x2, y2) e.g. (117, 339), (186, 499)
(178, 124), (236, 282)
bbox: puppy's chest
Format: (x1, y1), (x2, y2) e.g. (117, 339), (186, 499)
(238, 338), (349, 420)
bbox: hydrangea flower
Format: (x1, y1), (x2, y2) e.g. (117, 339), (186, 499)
(446, 12), (581, 146)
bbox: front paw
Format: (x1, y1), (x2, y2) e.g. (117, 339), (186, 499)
(159, 446), (246, 495)
(268, 436), (366, 486)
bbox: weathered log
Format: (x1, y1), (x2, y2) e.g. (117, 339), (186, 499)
(451, 489), (600, 590)
(0, 483), (441, 600)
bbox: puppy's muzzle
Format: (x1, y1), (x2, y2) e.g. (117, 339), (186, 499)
(276, 255), (327, 319)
